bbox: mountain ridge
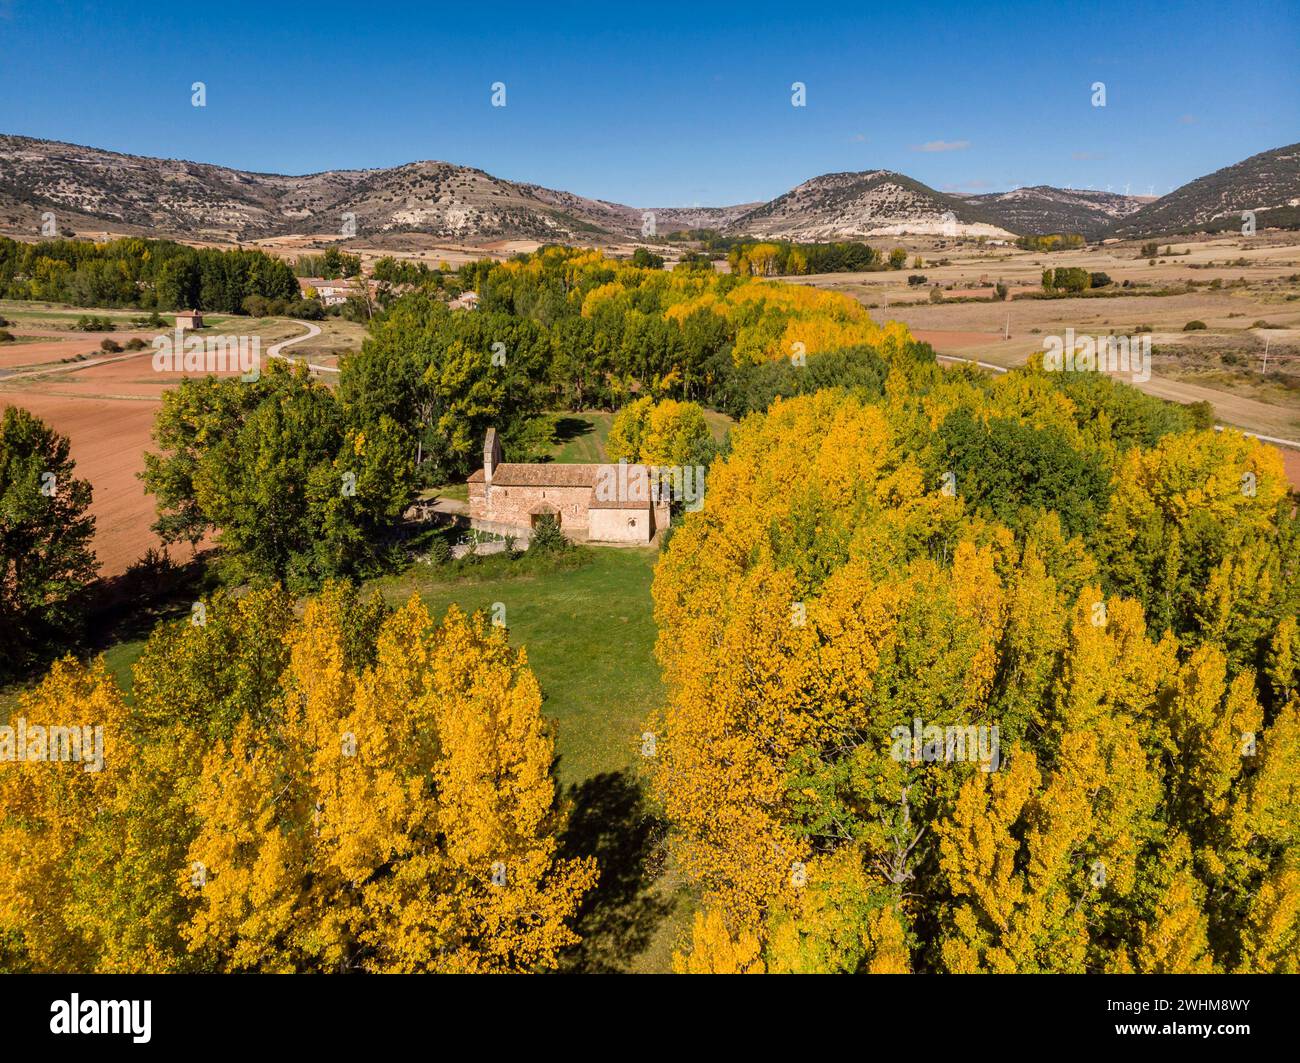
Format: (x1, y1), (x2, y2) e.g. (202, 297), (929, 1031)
(1, 133), (1295, 245)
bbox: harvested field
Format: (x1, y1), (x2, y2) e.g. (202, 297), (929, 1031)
(911, 328), (1006, 349)
(0, 315), (342, 577)
(1283, 448), (1300, 488)
(0, 331), (153, 369)
(0, 390), (167, 576)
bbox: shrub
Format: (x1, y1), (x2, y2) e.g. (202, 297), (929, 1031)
(425, 536), (452, 566)
(124, 338), (148, 351)
(528, 514), (569, 553)
(1183, 320), (1208, 331)
(1052, 266), (1091, 293)
(122, 546), (187, 602)
(99, 338), (122, 353)
(0, 330), (14, 343)
(631, 247), (665, 270)
(928, 285), (944, 304)
(1186, 400), (1215, 429)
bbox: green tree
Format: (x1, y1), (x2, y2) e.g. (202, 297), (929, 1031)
(340, 293), (550, 480)
(936, 406), (1111, 538)
(0, 407), (96, 678)
(631, 247), (665, 269)
(142, 361), (416, 589)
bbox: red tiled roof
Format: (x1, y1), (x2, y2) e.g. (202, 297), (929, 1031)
(471, 463), (599, 487)
(468, 462), (664, 513)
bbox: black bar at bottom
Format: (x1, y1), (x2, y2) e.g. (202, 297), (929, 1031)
(0, 972), (1291, 1051)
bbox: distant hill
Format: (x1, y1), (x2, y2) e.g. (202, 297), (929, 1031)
(1, 134), (1296, 247)
(0, 134), (758, 244)
(958, 185), (1149, 239)
(1110, 142), (1300, 238)
(726, 170), (1014, 240)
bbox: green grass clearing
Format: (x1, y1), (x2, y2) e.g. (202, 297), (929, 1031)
(370, 546), (661, 787)
(540, 408), (733, 467)
(545, 412), (612, 463)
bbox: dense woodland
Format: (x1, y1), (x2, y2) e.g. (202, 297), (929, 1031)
(0, 237), (300, 312)
(655, 357), (1300, 973)
(134, 249), (924, 590)
(665, 230), (891, 275)
(1, 245), (1298, 973)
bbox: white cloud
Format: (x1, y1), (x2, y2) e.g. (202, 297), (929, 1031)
(911, 139), (971, 153)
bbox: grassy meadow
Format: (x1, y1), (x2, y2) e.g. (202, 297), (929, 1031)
(372, 547), (662, 787)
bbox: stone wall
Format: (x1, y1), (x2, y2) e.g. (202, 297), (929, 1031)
(589, 508), (651, 543)
(471, 483), (593, 533)
(468, 478), (673, 544)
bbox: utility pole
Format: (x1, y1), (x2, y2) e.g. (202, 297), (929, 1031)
(1004, 314), (1010, 341)
(1262, 335), (1271, 374)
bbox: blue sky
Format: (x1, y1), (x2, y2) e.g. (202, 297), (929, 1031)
(1, 0), (1296, 205)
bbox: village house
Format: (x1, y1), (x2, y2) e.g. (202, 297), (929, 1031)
(467, 428), (670, 544)
(175, 310), (203, 330)
(449, 290), (479, 311)
(297, 277), (357, 306)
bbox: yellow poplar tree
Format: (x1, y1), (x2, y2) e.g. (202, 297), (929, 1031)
(183, 588), (597, 972)
(652, 386), (1300, 973)
(0, 659), (133, 971)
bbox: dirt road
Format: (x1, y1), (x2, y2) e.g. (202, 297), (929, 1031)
(267, 320), (337, 372)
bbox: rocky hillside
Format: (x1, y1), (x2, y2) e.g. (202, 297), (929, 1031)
(959, 185), (1149, 239)
(0, 137), (1012, 243)
(0, 134), (364, 239)
(2, 134), (1296, 246)
(1111, 142), (1300, 238)
(0, 135), (748, 243)
(727, 170), (1014, 240)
